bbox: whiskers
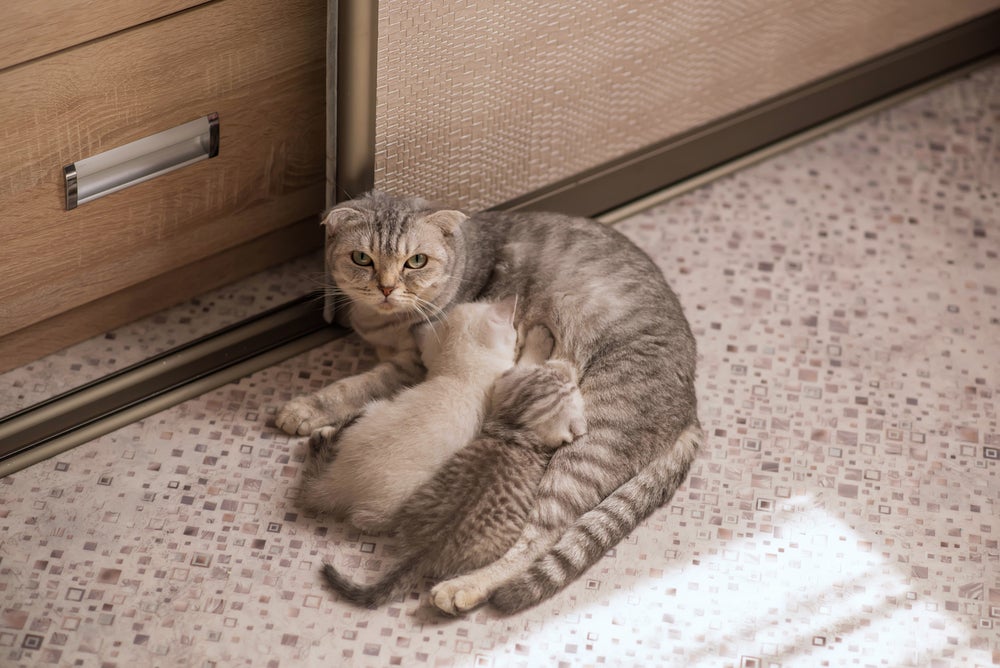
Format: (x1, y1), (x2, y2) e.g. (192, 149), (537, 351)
(408, 294), (447, 342)
(335, 183), (363, 203)
(299, 270), (334, 289)
(311, 292), (353, 313)
(302, 275), (353, 312)
(299, 265), (450, 348)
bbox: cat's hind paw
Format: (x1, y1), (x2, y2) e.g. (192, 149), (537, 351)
(430, 579), (489, 616)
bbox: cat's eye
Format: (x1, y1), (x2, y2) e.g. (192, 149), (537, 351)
(350, 251), (373, 267)
(405, 254), (428, 269)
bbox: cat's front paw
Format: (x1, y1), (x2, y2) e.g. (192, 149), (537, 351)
(430, 578), (489, 616)
(275, 394), (332, 436)
(518, 325), (554, 365)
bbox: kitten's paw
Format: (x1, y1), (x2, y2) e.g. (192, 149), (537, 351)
(308, 427), (342, 463)
(430, 579), (489, 616)
(518, 325), (554, 365)
(275, 394), (332, 436)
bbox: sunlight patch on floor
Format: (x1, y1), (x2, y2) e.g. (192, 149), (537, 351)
(569, 496), (987, 667)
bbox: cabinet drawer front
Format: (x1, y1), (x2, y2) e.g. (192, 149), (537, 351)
(0, 1), (213, 71)
(0, 0), (326, 336)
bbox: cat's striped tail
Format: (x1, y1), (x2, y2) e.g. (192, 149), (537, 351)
(490, 421), (702, 613)
(321, 557), (423, 609)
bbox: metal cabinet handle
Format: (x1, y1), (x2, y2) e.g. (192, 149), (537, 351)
(64, 112), (219, 210)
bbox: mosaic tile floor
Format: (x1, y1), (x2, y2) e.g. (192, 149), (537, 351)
(1, 62), (998, 667)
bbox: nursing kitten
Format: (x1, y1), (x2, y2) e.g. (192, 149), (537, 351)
(297, 298), (518, 531)
(277, 191), (702, 614)
(322, 355), (587, 608)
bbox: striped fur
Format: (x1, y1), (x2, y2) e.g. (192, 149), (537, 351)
(321, 558), (425, 609)
(490, 422), (702, 613)
(320, 361), (586, 608)
(279, 191), (700, 612)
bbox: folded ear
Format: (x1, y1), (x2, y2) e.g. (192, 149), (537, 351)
(423, 209), (467, 236)
(320, 206), (362, 236)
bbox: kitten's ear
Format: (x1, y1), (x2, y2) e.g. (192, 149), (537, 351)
(321, 206), (361, 236)
(490, 296), (518, 324)
(423, 210), (467, 236)
(568, 414), (588, 440)
(547, 359), (578, 384)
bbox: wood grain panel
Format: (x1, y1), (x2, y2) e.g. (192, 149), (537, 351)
(0, 0), (326, 338)
(0, 215), (323, 373)
(0, 0), (213, 71)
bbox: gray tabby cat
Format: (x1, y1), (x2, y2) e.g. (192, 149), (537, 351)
(276, 191), (702, 614)
(322, 356), (587, 608)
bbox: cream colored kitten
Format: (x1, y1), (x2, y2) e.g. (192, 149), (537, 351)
(298, 298), (518, 531)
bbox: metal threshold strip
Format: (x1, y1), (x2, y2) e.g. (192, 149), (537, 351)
(0, 295), (346, 477)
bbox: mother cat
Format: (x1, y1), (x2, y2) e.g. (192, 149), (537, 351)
(276, 191), (702, 614)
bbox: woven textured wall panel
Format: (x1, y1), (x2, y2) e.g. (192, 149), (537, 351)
(374, 0), (998, 211)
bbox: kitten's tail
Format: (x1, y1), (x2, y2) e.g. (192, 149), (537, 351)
(321, 557), (424, 609)
(490, 421), (703, 613)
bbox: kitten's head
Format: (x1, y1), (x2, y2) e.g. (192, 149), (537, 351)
(322, 192), (467, 317)
(415, 298), (518, 373)
(489, 359), (587, 448)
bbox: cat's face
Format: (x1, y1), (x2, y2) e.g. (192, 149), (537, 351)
(322, 195), (466, 316)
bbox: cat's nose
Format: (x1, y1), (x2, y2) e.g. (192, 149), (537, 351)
(379, 285), (394, 297)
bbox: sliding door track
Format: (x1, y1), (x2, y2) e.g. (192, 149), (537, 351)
(0, 295), (346, 476)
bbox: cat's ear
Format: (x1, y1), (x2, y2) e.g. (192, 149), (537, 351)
(423, 210), (467, 236)
(490, 296), (518, 324)
(568, 413), (588, 440)
(547, 359), (578, 384)
(320, 206), (361, 236)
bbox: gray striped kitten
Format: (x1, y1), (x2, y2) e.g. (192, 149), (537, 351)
(322, 355), (586, 608)
(275, 191), (702, 614)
